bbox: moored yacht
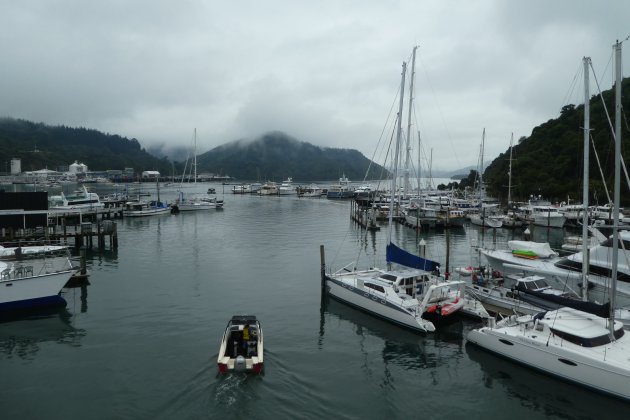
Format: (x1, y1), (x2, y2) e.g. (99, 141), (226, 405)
(1, 256), (74, 316)
(278, 178), (295, 195)
(479, 232), (630, 309)
(48, 185), (104, 210)
(257, 181), (278, 196)
(467, 307), (630, 401)
(326, 261), (465, 333)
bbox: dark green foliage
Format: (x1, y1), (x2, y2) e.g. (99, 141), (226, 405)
(0, 118), (171, 174)
(0, 120), (387, 181)
(196, 131), (389, 181)
(484, 77), (630, 206)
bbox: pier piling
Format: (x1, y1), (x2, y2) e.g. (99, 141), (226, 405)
(320, 245), (326, 291)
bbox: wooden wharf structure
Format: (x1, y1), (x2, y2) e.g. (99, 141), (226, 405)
(350, 199), (381, 231)
(0, 208), (120, 250)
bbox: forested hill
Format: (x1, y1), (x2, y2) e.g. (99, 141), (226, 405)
(196, 131), (389, 181)
(0, 119), (387, 181)
(0, 118), (171, 173)
(484, 77), (630, 206)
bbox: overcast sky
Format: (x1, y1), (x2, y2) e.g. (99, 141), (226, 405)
(1, 0), (628, 171)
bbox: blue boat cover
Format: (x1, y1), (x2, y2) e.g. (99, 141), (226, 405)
(386, 243), (440, 271)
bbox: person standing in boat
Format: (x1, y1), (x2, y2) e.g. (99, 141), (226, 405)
(243, 324), (250, 339)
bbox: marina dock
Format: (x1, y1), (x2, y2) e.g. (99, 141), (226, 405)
(0, 208), (120, 249)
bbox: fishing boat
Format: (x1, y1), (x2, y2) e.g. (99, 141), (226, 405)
(123, 199), (171, 217)
(217, 315), (263, 374)
(467, 50), (630, 402)
(326, 174), (354, 199)
(0, 255), (74, 316)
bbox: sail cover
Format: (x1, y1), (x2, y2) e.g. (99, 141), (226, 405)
(386, 243), (440, 271)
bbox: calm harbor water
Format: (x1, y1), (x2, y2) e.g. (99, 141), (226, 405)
(1, 184), (627, 419)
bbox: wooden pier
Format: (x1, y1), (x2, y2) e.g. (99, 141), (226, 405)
(1, 221), (118, 250)
(350, 199), (381, 231)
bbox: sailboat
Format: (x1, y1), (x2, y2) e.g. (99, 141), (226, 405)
(469, 129), (503, 228)
(324, 56), (465, 333)
(123, 176), (171, 217)
(467, 47), (630, 402)
(176, 129), (224, 211)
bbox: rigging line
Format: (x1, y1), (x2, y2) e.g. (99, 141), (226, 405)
(560, 61), (583, 112)
(589, 60), (630, 194)
(355, 115), (399, 269)
(417, 55), (462, 170)
(364, 83), (402, 183)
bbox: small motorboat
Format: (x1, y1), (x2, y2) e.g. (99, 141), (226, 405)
(217, 315), (263, 374)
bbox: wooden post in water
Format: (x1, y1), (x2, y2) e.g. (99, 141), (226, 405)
(112, 223), (118, 249)
(445, 228), (450, 279)
(320, 245), (326, 292)
(80, 247), (87, 276)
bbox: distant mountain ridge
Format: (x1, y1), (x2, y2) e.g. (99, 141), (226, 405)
(0, 119), (388, 181)
(196, 131), (389, 181)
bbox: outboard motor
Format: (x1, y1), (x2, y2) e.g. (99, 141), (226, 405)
(234, 355), (246, 372)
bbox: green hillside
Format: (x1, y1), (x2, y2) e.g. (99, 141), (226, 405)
(0, 118), (171, 174)
(196, 131), (389, 182)
(484, 77), (630, 206)
(0, 119), (387, 181)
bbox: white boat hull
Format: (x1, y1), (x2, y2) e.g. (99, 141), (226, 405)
(468, 323), (630, 401)
(326, 276), (435, 332)
(532, 214), (566, 228)
(0, 259), (72, 312)
(466, 284), (543, 316)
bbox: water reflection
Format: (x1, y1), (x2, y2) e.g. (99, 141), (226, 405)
(0, 311), (86, 359)
(465, 343), (628, 418)
(63, 284), (89, 313)
(320, 296), (464, 372)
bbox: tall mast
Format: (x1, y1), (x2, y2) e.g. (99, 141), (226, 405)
(610, 40), (622, 333)
(193, 128), (197, 185)
(479, 128), (485, 200)
(404, 46), (418, 196)
(428, 148), (433, 190)
(581, 57), (591, 301)
(388, 61), (407, 260)
(417, 131), (421, 194)
(507, 133), (513, 206)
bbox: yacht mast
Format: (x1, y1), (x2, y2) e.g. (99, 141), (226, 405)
(479, 128), (485, 201)
(581, 57), (591, 301)
(610, 40), (622, 334)
(388, 61), (407, 263)
(417, 132), (421, 195)
(404, 46), (417, 196)
(507, 133), (513, 207)
(193, 128), (197, 185)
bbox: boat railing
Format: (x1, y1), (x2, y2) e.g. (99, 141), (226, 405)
(1, 264), (34, 280)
